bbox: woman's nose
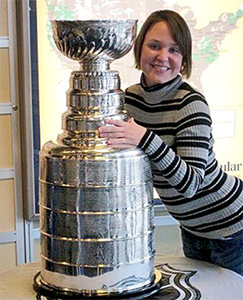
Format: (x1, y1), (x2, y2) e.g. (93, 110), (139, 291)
(156, 48), (169, 61)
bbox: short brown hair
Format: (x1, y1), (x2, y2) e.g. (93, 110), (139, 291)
(134, 10), (192, 78)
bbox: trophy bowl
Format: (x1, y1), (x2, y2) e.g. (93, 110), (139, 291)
(52, 20), (137, 63)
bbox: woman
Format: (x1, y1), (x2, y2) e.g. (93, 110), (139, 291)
(99, 10), (243, 275)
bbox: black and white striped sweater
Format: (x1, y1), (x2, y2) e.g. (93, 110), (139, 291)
(125, 75), (243, 239)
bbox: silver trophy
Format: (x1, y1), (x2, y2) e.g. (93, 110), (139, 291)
(33, 20), (163, 298)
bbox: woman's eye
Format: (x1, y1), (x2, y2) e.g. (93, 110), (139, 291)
(148, 43), (160, 50)
(170, 47), (180, 53)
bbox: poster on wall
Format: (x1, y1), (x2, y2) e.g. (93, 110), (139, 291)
(33, 0), (243, 213)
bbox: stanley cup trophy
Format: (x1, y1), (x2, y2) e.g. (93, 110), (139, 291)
(33, 20), (163, 299)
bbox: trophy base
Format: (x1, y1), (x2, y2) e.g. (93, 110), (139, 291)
(33, 268), (163, 299)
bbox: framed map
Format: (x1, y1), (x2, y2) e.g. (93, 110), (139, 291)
(30, 0), (243, 216)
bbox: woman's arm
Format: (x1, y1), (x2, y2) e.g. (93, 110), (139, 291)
(98, 97), (212, 199)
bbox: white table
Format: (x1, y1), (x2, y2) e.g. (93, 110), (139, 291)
(0, 255), (242, 300)
(155, 255), (243, 299)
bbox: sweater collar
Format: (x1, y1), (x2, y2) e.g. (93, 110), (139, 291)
(136, 73), (183, 104)
(140, 73), (181, 92)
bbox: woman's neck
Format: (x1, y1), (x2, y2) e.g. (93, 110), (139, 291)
(141, 73), (180, 92)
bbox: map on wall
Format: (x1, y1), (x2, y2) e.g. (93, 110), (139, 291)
(36, 0), (243, 180)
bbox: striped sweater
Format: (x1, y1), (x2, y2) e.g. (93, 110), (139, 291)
(125, 75), (243, 239)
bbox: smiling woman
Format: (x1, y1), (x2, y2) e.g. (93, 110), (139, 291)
(98, 10), (243, 276)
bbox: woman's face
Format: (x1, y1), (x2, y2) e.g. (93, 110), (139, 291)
(140, 21), (183, 87)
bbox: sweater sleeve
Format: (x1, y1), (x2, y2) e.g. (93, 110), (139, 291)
(137, 96), (212, 198)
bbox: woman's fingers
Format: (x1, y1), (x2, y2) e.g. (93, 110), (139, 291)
(98, 126), (124, 137)
(104, 119), (126, 127)
(98, 119), (127, 137)
(98, 117), (146, 146)
(107, 138), (127, 145)
(99, 130), (125, 138)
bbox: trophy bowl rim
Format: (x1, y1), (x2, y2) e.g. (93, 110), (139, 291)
(51, 19), (138, 24)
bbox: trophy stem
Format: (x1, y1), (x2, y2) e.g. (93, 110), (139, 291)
(57, 66), (127, 148)
(81, 58), (111, 72)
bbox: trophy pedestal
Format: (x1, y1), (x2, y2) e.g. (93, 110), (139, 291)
(34, 268), (163, 299)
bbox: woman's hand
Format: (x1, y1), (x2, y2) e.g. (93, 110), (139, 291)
(98, 118), (147, 146)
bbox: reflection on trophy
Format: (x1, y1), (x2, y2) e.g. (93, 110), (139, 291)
(33, 20), (163, 298)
